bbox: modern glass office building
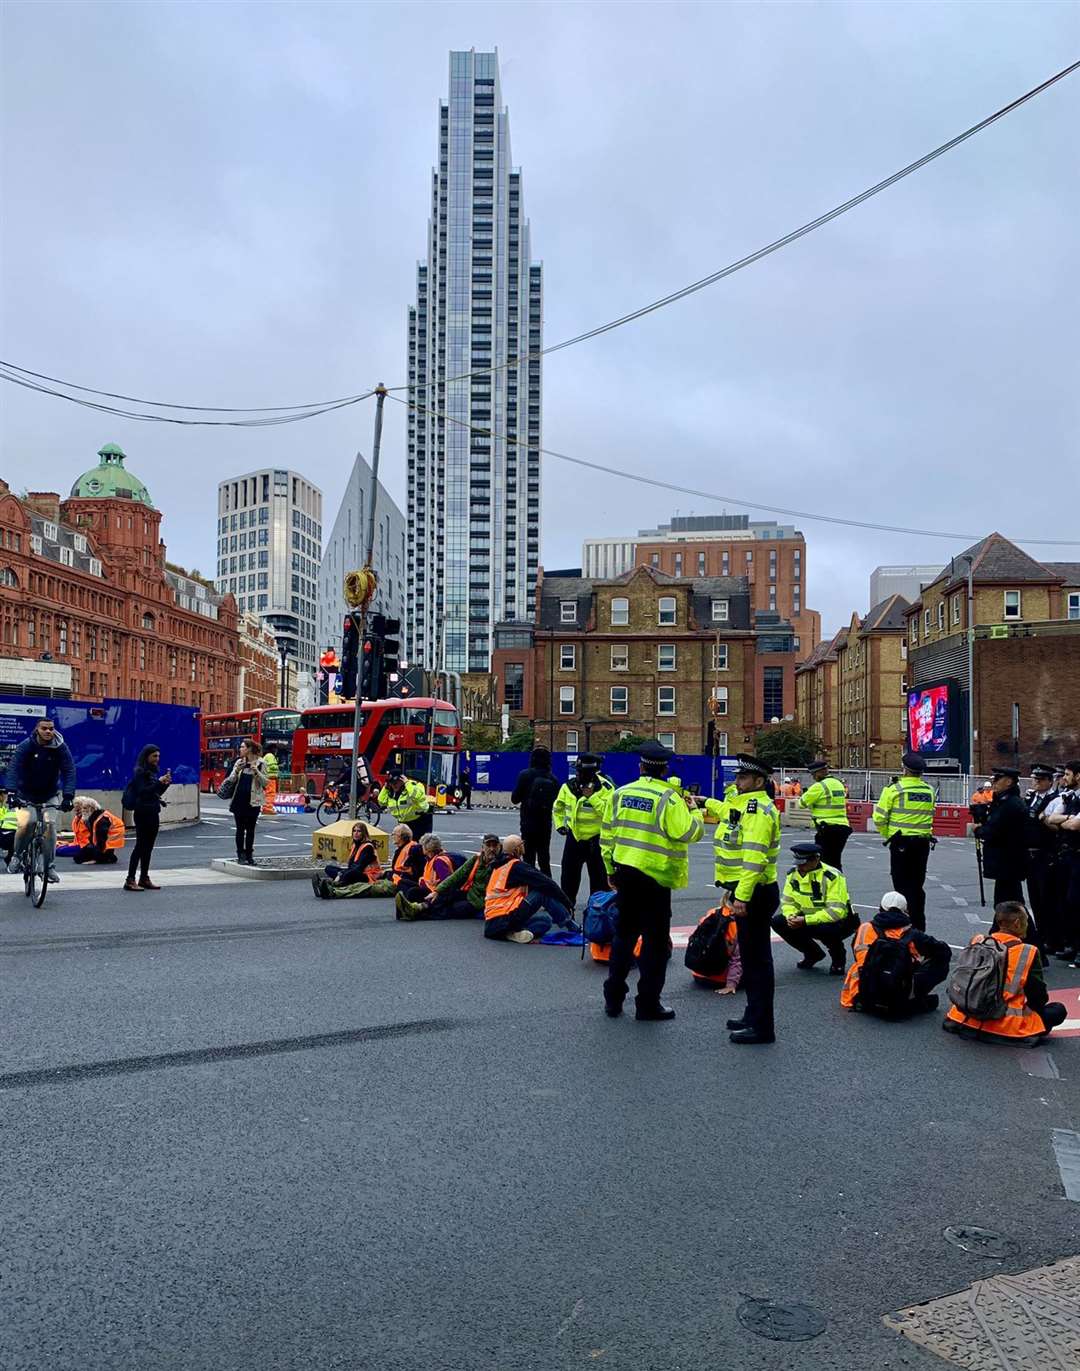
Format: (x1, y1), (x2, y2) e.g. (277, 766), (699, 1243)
(406, 48), (543, 673)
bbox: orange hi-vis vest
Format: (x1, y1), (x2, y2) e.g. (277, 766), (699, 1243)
(73, 810), (125, 851)
(485, 860), (527, 921)
(391, 841), (421, 886)
(423, 854), (453, 889)
(840, 922), (918, 1008)
(946, 933), (1045, 1040)
(348, 841), (382, 883)
(689, 907), (739, 986)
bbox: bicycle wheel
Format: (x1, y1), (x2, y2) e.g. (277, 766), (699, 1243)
(32, 841), (48, 908)
(316, 799), (334, 827)
(364, 800), (383, 826)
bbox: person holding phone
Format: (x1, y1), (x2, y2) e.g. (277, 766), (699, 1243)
(124, 744), (171, 891)
(222, 739), (269, 866)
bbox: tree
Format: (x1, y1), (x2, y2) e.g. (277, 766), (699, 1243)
(462, 721), (500, 753)
(753, 722), (823, 768)
(499, 726), (536, 753)
(608, 733), (649, 753)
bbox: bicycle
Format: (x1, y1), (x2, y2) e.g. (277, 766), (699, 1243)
(15, 800), (55, 908)
(316, 782), (383, 828)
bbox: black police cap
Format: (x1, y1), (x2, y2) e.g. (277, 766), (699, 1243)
(639, 739), (674, 763)
(991, 766), (1020, 781)
(735, 753), (773, 778)
(1031, 764), (1055, 779)
(901, 752), (926, 773)
(791, 841), (822, 858)
(806, 759), (829, 773)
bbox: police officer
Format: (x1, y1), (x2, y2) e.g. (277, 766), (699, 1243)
(975, 766), (1031, 910)
(871, 753), (935, 931)
(553, 753), (613, 907)
(799, 759), (852, 870)
(1043, 762), (1080, 965)
(703, 754), (782, 1045)
(599, 739), (704, 1021)
(772, 840), (859, 974)
(1026, 764), (1061, 953)
(378, 767), (433, 841)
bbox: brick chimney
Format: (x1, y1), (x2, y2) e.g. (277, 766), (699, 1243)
(24, 492), (62, 522)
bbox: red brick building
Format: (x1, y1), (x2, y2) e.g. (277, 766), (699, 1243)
(0, 445), (240, 711)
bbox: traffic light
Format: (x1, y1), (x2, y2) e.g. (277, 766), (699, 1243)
(359, 634), (380, 700)
(340, 616), (359, 699)
(380, 617), (401, 681)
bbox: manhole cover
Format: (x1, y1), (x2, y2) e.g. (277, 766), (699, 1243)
(736, 1297), (826, 1342)
(943, 1226), (1019, 1260)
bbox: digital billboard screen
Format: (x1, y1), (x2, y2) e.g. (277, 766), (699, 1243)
(906, 681), (953, 755)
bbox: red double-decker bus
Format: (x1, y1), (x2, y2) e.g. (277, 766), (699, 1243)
(199, 708), (301, 792)
(291, 697), (461, 797)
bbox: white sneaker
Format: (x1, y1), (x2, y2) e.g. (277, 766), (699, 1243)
(506, 930), (534, 944)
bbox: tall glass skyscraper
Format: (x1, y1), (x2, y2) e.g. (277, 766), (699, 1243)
(407, 49), (543, 673)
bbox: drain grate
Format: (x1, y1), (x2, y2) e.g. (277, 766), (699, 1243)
(943, 1226), (1020, 1260)
(736, 1297), (826, 1342)
(884, 1255), (1080, 1369)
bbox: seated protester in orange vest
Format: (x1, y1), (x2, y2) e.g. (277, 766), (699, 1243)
(395, 835), (456, 918)
(311, 821), (382, 899)
(944, 901), (1067, 1045)
(841, 891), (952, 1017)
(320, 824), (424, 900)
(484, 834), (577, 944)
(771, 841), (860, 975)
(398, 834), (503, 922)
(57, 796), (126, 865)
(685, 904), (742, 993)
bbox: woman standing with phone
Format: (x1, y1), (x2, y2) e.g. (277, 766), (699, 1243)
(221, 739), (269, 866)
(124, 744), (171, 891)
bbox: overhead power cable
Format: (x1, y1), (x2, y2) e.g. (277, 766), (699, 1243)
(0, 365), (375, 427)
(387, 392), (1080, 547)
(390, 57), (1080, 397)
(0, 359), (375, 414)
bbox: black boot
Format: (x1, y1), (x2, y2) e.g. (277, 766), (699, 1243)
(730, 1028), (776, 1045)
(635, 1003), (676, 1022)
(726, 1018), (749, 1030)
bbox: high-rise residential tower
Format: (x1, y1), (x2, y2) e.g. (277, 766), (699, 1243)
(215, 469), (322, 701)
(406, 48), (543, 673)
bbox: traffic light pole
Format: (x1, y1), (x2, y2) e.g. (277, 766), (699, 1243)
(349, 384), (387, 822)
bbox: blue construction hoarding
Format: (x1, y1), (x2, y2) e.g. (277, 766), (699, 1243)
(0, 696), (200, 792)
(466, 751), (738, 797)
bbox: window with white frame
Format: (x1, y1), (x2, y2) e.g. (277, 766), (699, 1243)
(658, 732), (676, 750)
(610, 685), (628, 715)
(712, 685), (729, 715)
(901, 638), (908, 660)
(1004, 589), (1021, 619)
(610, 644), (628, 670)
(559, 685), (575, 714)
(1068, 592), (1080, 620)
(901, 677), (908, 695)
(712, 642), (729, 670)
(611, 597), (629, 626)
(937, 602), (945, 629)
(715, 731), (728, 753)
(910, 618), (918, 645)
(658, 644), (676, 671)
(658, 596), (676, 625)
(951, 594), (961, 625)
(657, 685), (676, 715)
(924, 608), (931, 634)
(711, 598), (728, 622)
(560, 600), (576, 624)
(565, 729), (579, 751)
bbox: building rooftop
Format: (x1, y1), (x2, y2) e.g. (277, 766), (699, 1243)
(69, 443), (155, 508)
(1043, 562), (1080, 585)
(860, 594), (911, 635)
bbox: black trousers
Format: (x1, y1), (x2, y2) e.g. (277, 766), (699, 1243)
(736, 882), (780, 1036)
(815, 824), (852, 871)
(604, 865), (672, 1011)
(771, 910), (859, 966)
(127, 811), (159, 882)
(404, 811), (433, 842)
(422, 895), (477, 921)
(324, 862), (372, 888)
(1054, 850), (1080, 952)
(522, 820), (552, 877)
(1027, 853), (1062, 951)
(460, 784), (472, 810)
(560, 833), (607, 905)
(233, 805), (259, 859)
(74, 848), (117, 865)
(992, 876), (1025, 906)
(888, 835), (931, 931)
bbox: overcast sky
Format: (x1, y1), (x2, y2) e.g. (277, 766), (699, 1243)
(2, 1), (1078, 637)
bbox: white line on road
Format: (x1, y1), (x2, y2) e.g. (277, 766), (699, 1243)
(951, 896), (969, 907)
(1051, 1129), (1080, 1201)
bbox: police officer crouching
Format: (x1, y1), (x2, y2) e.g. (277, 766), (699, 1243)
(772, 841), (859, 974)
(600, 739), (704, 1021)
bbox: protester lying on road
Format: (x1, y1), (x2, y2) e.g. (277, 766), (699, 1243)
(396, 834), (502, 922)
(483, 835), (577, 944)
(55, 796), (125, 865)
(395, 835), (455, 918)
(944, 901), (1067, 1045)
(315, 824), (424, 900)
(311, 821), (382, 899)
(841, 891), (951, 1018)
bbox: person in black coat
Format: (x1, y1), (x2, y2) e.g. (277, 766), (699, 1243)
(975, 767), (1031, 908)
(511, 745), (559, 876)
(124, 744), (171, 891)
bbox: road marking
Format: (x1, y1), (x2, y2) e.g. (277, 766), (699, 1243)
(1051, 1129), (1080, 1200)
(670, 924), (782, 949)
(940, 883), (956, 891)
(1054, 989), (1080, 1038)
(950, 896), (969, 907)
(7, 866), (239, 892)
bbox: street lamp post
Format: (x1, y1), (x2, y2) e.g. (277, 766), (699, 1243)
(953, 554), (976, 775)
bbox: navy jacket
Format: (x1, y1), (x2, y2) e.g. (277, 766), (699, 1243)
(7, 729), (76, 803)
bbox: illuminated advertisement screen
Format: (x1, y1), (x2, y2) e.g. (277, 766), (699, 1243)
(906, 682), (952, 754)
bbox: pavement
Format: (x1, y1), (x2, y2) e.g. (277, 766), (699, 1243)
(2, 800), (1079, 1370)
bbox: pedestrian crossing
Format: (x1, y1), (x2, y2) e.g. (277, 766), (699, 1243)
(670, 924), (782, 950)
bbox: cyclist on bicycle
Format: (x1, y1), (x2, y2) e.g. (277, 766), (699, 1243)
(6, 717), (76, 882)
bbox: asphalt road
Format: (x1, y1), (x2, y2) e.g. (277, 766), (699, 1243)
(2, 800), (1078, 1370)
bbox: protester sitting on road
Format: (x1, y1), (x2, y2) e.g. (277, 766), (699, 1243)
(57, 797), (125, 865)
(311, 821), (382, 899)
(378, 768), (433, 841)
(483, 835), (577, 944)
(5, 716), (76, 882)
(395, 834), (455, 917)
(397, 834), (503, 922)
(319, 823), (424, 900)
(944, 902), (1067, 1045)
(841, 891), (952, 1017)
(771, 841), (859, 974)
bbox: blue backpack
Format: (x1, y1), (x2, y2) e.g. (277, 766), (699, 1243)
(583, 890), (619, 945)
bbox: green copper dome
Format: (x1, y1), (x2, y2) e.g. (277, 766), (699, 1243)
(69, 443), (155, 507)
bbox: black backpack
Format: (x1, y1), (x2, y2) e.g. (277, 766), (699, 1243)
(859, 931), (916, 1012)
(523, 772), (559, 822)
(684, 908), (733, 979)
